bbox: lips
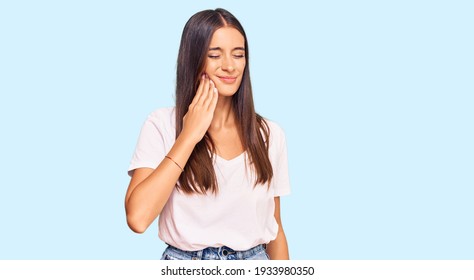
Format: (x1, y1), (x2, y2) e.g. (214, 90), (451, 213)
(217, 76), (237, 84)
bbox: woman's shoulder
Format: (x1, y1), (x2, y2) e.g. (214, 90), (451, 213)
(143, 107), (176, 133)
(260, 117), (287, 150)
(147, 107), (175, 120)
(262, 118), (286, 138)
(145, 107), (175, 124)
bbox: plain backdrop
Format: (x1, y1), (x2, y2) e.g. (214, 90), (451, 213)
(0, 0), (473, 259)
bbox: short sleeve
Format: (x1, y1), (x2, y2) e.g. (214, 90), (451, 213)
(128, 113), (167, 176)
(268, 122), (291, 197)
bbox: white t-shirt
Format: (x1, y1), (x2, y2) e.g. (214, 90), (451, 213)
(128, 107), (291, 251)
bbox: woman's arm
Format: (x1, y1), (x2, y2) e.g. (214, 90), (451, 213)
(125, 75), (218, 233)
(266, 196), (290, 260)
(125, 135), (196, 234)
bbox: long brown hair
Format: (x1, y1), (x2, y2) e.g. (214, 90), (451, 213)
(175, 8), (273, 194)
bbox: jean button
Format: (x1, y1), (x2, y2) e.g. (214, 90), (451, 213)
(222, 249), (228, 256)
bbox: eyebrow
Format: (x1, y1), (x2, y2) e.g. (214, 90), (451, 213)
(208, 47), (245, 51)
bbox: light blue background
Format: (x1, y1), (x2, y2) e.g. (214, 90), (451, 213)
(1, 0), (473, 259)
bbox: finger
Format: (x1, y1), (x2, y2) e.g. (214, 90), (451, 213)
(208, 85), (219, 111)
(203, 76), (218, 110)
(203, 79), (216, 106)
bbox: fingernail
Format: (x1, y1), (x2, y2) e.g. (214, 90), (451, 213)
(214, 88), (218, 93)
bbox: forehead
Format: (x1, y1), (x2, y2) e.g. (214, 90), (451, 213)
(209, 27), (245, 49)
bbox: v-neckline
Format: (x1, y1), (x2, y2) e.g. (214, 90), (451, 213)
(214, 151), (246, 163)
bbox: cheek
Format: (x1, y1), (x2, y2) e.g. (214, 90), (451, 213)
(204, 60), (218, 73)
(239, 60), (246, 72)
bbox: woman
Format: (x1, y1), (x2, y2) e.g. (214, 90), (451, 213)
(125, 8), (291, 260)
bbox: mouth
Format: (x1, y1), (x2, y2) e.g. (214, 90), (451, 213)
(217, 76), (237, 84)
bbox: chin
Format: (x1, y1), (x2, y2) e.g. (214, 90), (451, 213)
(217, 86), (239, 97)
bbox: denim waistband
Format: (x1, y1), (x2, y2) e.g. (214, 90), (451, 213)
(162, 244), (268, 260)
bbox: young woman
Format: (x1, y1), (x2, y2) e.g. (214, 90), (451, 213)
(125, 8), (291, 260)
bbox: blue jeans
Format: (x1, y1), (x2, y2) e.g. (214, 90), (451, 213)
(161, 244), (270, 260)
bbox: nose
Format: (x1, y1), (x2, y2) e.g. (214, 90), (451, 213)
(221, 56), (235, 72)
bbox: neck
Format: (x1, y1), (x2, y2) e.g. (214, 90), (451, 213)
(210, 95), (235, 130)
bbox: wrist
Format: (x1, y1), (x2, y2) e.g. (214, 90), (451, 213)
(178, 129), (204, 146)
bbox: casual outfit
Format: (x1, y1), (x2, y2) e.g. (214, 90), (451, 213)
(128, 107), (291, 259)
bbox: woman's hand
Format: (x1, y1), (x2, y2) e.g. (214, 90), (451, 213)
(181, 74), (219, 144)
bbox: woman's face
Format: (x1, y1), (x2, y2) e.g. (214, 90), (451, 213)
(204, 27), (246, 97)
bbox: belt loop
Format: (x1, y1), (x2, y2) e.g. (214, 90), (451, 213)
(195, 249), (203, 260)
